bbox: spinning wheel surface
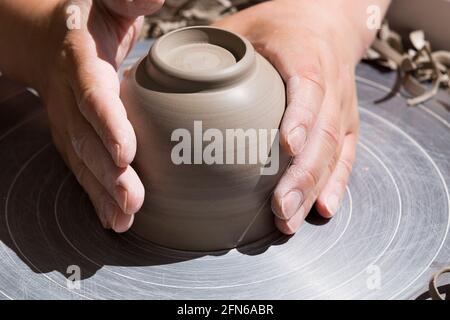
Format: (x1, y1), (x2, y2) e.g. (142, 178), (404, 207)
(0, 42), (449, 299)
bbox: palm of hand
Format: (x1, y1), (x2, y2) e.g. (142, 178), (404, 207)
(215, 0), (360, 234)
(40, 0), (163, 232)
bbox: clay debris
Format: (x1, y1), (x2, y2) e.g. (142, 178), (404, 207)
(142, 0), (267, 38)
(364, 22), (450, 106)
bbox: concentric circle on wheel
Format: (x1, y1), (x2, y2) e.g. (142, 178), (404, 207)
(0, 57), (449, 299)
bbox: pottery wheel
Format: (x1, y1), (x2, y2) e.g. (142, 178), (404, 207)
(0, 41), (449, 300)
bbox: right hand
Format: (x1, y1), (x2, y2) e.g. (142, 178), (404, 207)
(34, 0), (164, 232)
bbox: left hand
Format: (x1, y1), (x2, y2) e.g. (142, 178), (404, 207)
(31, 0), (164, 232)
(214, 0), (368, 234)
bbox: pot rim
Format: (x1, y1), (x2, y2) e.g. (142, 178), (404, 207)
(146, 26), (256, 86)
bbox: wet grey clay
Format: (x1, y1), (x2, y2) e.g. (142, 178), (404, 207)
(121, 26), (289, 251)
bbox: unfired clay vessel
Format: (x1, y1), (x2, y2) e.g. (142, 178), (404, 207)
(121, 26), (289, 251)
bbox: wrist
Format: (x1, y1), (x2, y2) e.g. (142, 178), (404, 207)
(332, 0), (391, 60)
(27, 0), (63, 94)
(0, 0), (61, 92)
(269, 0), (389, 63)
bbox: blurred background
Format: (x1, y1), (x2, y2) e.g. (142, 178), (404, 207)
(139, 0), (450, 51)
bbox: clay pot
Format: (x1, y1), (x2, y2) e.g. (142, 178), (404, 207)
(121, 26), (289, 251)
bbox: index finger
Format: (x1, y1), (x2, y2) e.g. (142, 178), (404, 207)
(66, 43), (137, 167)
(279, 74), (325, 156)
(260, 45), (326, 156)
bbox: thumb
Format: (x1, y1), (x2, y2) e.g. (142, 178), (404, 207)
(99, 0), (164, 20)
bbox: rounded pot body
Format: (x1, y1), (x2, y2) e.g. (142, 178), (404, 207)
(121, 26), (289, 251)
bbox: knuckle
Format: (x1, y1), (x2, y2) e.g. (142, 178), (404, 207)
(77, 88), (109, 142)
(59, 31), (90, 66)
(281, 109), (315, 144)
(60, 38), (75, 61)
(297, 107), (316, 131)
(288, 164), (319, 188)
(58, 38), (78, 74)
(262, 42), (284, 69)
(327, 150), (340, 175)
(73, 161), (88, 187)
(338, 158), (354, 177)
(320, 121), (341, 149)
(71, 132), (89, 158)
(78, 87), (97, 114)
(297, 63), (325, 95)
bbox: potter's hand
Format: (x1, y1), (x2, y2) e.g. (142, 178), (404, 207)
(215, 0), (390, 234)
(36, 0), (163, 232)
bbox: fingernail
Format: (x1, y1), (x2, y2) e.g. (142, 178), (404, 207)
(281, 191), (302, 219)
(326, 194), (341, 216)
(271, 198), (281, 216)
(114, 143), (121, 167)
(289, 204), (306, 226)
(287, 127), (306, 155)
(98, 201), (117, 229)
(112, 213), (134, 233)
(115, 185), (129, 214)
(111, 211), (118, 230)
